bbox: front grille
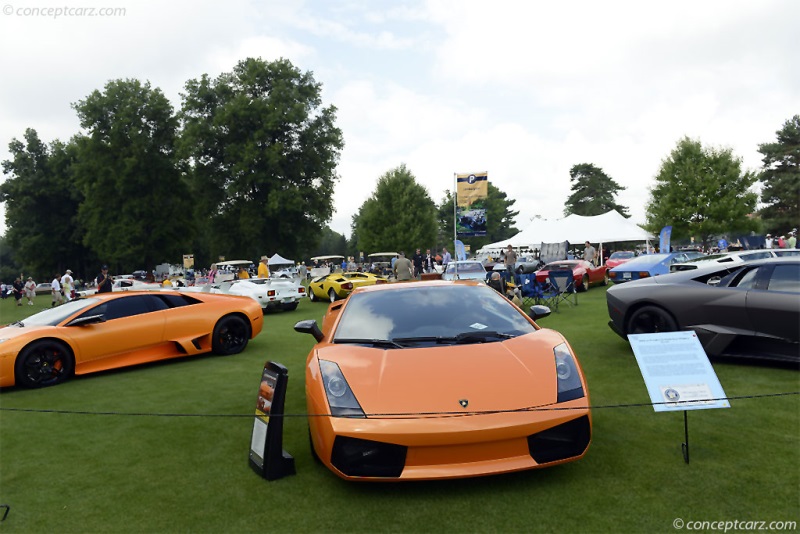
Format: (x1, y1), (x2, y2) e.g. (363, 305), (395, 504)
(527, 415), (591, 464)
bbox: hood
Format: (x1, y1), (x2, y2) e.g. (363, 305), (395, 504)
(319, 330), (568, 415)
(0, 324), (51, 341)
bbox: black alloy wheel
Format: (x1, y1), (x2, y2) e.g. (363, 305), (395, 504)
(15, 340), (74, 388)
(626, 305), (678, 335)
(211, 315), (251, 355)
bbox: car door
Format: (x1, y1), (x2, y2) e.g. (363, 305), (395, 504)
(746, 263), (800, 343)
(65, 295), (167, 362)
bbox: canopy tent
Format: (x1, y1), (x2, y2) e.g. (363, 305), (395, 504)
(268, 253), (295, 266)
(478, 211), (653, 256)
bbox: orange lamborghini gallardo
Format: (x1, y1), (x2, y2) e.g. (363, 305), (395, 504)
(294, 280), (591, 481)
(0, 291), (263, 388)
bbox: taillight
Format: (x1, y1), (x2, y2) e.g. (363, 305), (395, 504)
(341, 282), (353, 290)
(375, 279), (387, 284)
(609, 272), (617, 279)
(638, 272), (650, 278)
(298, 287), (305, 294)
(267, 290), (276, 296)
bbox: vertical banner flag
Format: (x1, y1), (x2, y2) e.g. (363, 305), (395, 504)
(456, 171), (488, 237)
(659, 226), (672, 253)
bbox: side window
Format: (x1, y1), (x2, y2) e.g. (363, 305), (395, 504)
(767, 265), (800, 293)
(103, 296), (152, 321)
(734, 267), (760, 290)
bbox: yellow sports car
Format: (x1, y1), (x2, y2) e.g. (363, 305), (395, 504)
(0, 291), (264, 388)
(308, 272), (389, 303)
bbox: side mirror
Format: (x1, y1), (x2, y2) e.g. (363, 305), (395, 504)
(528, 305), (551, 321)
(294, 320), (324, 342)
(67, 314), (106, 327)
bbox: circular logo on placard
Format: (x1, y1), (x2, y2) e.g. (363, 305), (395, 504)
(467, 174), (477, 184)
(664, 388), (680, 401)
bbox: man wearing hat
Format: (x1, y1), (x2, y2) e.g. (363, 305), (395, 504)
(24, 276), (37, 305)
(765, 233), (773, 249)
(788, 230), (797, 249)
(258, 255), (270, 278)
(96, 265), (113, 293)
(61, 269), (74, 302)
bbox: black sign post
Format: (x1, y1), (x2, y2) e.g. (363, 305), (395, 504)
(249, 361), (295, 481)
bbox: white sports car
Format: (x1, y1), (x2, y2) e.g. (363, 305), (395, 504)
(182, 277), (306, 312)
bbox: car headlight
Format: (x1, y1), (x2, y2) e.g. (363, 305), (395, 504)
(554, 343), (585, 403)
(319, 360), (365, 418)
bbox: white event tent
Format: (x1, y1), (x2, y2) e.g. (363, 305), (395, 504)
(478, 211), (653, 258)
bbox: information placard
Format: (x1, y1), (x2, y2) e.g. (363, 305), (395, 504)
(629, 331), (729, 412)
(249, 361), (295, 480)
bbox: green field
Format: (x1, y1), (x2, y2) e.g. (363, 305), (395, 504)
(0, 287), (798, 533)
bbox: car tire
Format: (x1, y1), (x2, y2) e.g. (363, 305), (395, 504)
(15, 339), (74, 388)
(626, 305), (678, 335)
(309, 290), (317, 302)
(579, 274), (590, 292)
(282, 301), (299, 312)
(211, 315), (251, 355)
(329, 289), (337, 303)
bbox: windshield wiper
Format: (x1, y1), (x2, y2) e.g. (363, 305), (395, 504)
(333, 338), (406, 349)
(394, 331), (515, 345)
(445, 331), (515, 344)
(10, 321), (24, 327)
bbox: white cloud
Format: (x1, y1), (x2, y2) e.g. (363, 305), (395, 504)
(2, 0), (798, 245)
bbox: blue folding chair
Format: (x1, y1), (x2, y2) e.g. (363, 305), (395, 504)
(515, 273), (543, 308)
(547, 269), (578, 310)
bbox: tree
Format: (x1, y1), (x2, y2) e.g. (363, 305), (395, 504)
(757, 115), (799, 234)
(351, 164), (437, 254)
(179, 57), (344, 263)
(437, 183), (520, 253)
(645, 137), (758, 246)
(72, 79), (193, 272)
(564, 163), (630, 217)
(0, 129), (95, 279)
(306, 226), (348, 259)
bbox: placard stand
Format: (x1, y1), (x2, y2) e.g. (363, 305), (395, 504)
(682, 411), (689, 464)
(249, 361), (295, 480)
(628, 332), (730, 464)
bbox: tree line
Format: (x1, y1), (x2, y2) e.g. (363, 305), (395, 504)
(1, 54), (796, 281)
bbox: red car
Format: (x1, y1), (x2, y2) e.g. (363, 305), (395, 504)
(535, 260), (609, 292)
(605, 251), (636, 269)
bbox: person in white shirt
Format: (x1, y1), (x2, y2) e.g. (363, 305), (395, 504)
(51, 275), (62, 307)
(765, 234), (773, 249)
(60, 269), (74, 302)
(24, 277), (36, 305)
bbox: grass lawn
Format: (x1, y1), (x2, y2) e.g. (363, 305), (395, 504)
(0, 287), (798, 533)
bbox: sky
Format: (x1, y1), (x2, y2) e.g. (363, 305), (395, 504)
(1, 0), (798, 239)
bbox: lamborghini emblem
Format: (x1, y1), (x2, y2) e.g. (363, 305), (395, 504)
(459, 399), (469, 408)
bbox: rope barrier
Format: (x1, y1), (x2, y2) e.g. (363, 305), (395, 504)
(1, 391), (797, 418)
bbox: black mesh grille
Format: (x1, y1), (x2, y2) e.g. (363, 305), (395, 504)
(331, 436), (407, 478)
(527, 415), (591, 464)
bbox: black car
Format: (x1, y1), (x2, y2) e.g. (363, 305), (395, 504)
(606, 257), (799, 363)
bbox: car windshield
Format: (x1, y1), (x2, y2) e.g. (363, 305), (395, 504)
(542, 262), (575, 270)
(444, 262), (484, 274)
(10, 298), (100, 327)
(609, 251), (634, 260)
(333, 284), (535, 346)
(615, 253), (670, 268)
(683, 254), (726, 263)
